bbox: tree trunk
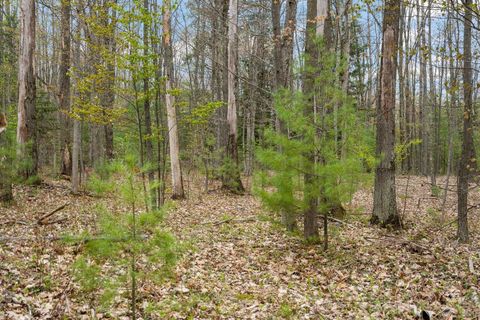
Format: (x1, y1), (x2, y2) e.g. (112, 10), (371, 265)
(302, 0), (326, 240)
(372, 0), (401, 228)
(223, 0), (244, 193)
(17, 0), (38, 178)
(457, 0), (474, 243)
(59, 0), (71, 176)
(143, 0), (156, 207)
(163, 0), (185, 199)
(104, 2), (115, 161)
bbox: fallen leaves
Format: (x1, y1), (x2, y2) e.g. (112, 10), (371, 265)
(1, 176), (480, 319)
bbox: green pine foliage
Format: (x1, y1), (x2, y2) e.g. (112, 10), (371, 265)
(255, 41), (374, 232)
(70, 156), (179, 316)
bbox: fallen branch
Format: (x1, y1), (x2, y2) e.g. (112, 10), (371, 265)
(0, 220), (28, 226)
(202, 216), (257, 226)
(315, 215), (354, 227)
(0, 234), (148, 244)
(37, 203), (69, 225)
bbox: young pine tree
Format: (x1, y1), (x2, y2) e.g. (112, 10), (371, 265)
(70, 156), (179, 318)
(256, 40), (372, 245)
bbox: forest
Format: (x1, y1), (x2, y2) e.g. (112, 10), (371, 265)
(0, 0), (479, 318)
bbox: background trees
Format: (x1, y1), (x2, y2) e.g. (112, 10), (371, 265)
(1, 0), (479, 241)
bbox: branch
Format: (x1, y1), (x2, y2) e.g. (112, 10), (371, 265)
(37, 203), (69, 225)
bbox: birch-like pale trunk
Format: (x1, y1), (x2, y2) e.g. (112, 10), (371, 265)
(223, 0), (244, 193)
(163, 0), (185, 199)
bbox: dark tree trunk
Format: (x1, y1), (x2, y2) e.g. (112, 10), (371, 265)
(59, 0), (71, 176)
(302, 0), (322, 240)
(457, 0), (474, 243)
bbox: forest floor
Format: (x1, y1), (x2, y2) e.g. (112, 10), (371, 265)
(1, 176), (480, 319)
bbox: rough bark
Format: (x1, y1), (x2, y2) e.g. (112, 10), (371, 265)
(457, 0), (474, 243)
(302, 0), (324, 240)
(17, 0), (37, 178)
(372, 0), (401, 228)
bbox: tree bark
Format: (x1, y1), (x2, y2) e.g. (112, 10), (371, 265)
(104, 1), (115, 161)
(302, 0), (326, 240)
(457, 0), (474, 243)
(222, 0), (244, 193)
(143, 0), (156, 207)
(372, 0), (401, 228)
(17, 0), (38, 178)
(163, 0), (185, 199)
(59, 0), (71, 176)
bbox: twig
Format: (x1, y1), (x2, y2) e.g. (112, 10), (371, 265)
(326, 216), (351, 226)
(202, 216), (257, 226)
(0, 220), (28, 226)
(37, 203), (69, 224)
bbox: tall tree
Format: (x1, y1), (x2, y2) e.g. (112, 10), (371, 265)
(457, 0), (474, 243)
(71, 10), (82, 194)
(303, 0), (327, 240)
(163, 0), (185, 199)
(59, 0), (72, 176)
(103, 0), (115, 160)
(371, 0), (401, 227)
(17, 0), (37, 178)
(143, 0), (156, 206)
(222, 0), (244, 193)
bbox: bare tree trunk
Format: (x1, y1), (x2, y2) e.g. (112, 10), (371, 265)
(223, 0), (244, 193)
(143, 0), (156, 207)
(282, 0), (298, 89)
(457, 0), (474, 243)
(271, 0), (283, 92)
(72, 20), (81, 194)
(103, 0), (115, 160)
(17, 0), (38, 178)
(163, 0), (185, 199)
(303, 0), (326, 240)
(372, 0), (400, 228)
(427, 0), (437, 187)
(59, 0), (71, 176)
(72, 120), (81, 193)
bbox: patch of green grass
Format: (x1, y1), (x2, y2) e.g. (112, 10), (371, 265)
(235, 293), (255, 301)
(25, 175), (41, 186)
(431, 185), (441, 198)
(277, 302), (296, 318)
